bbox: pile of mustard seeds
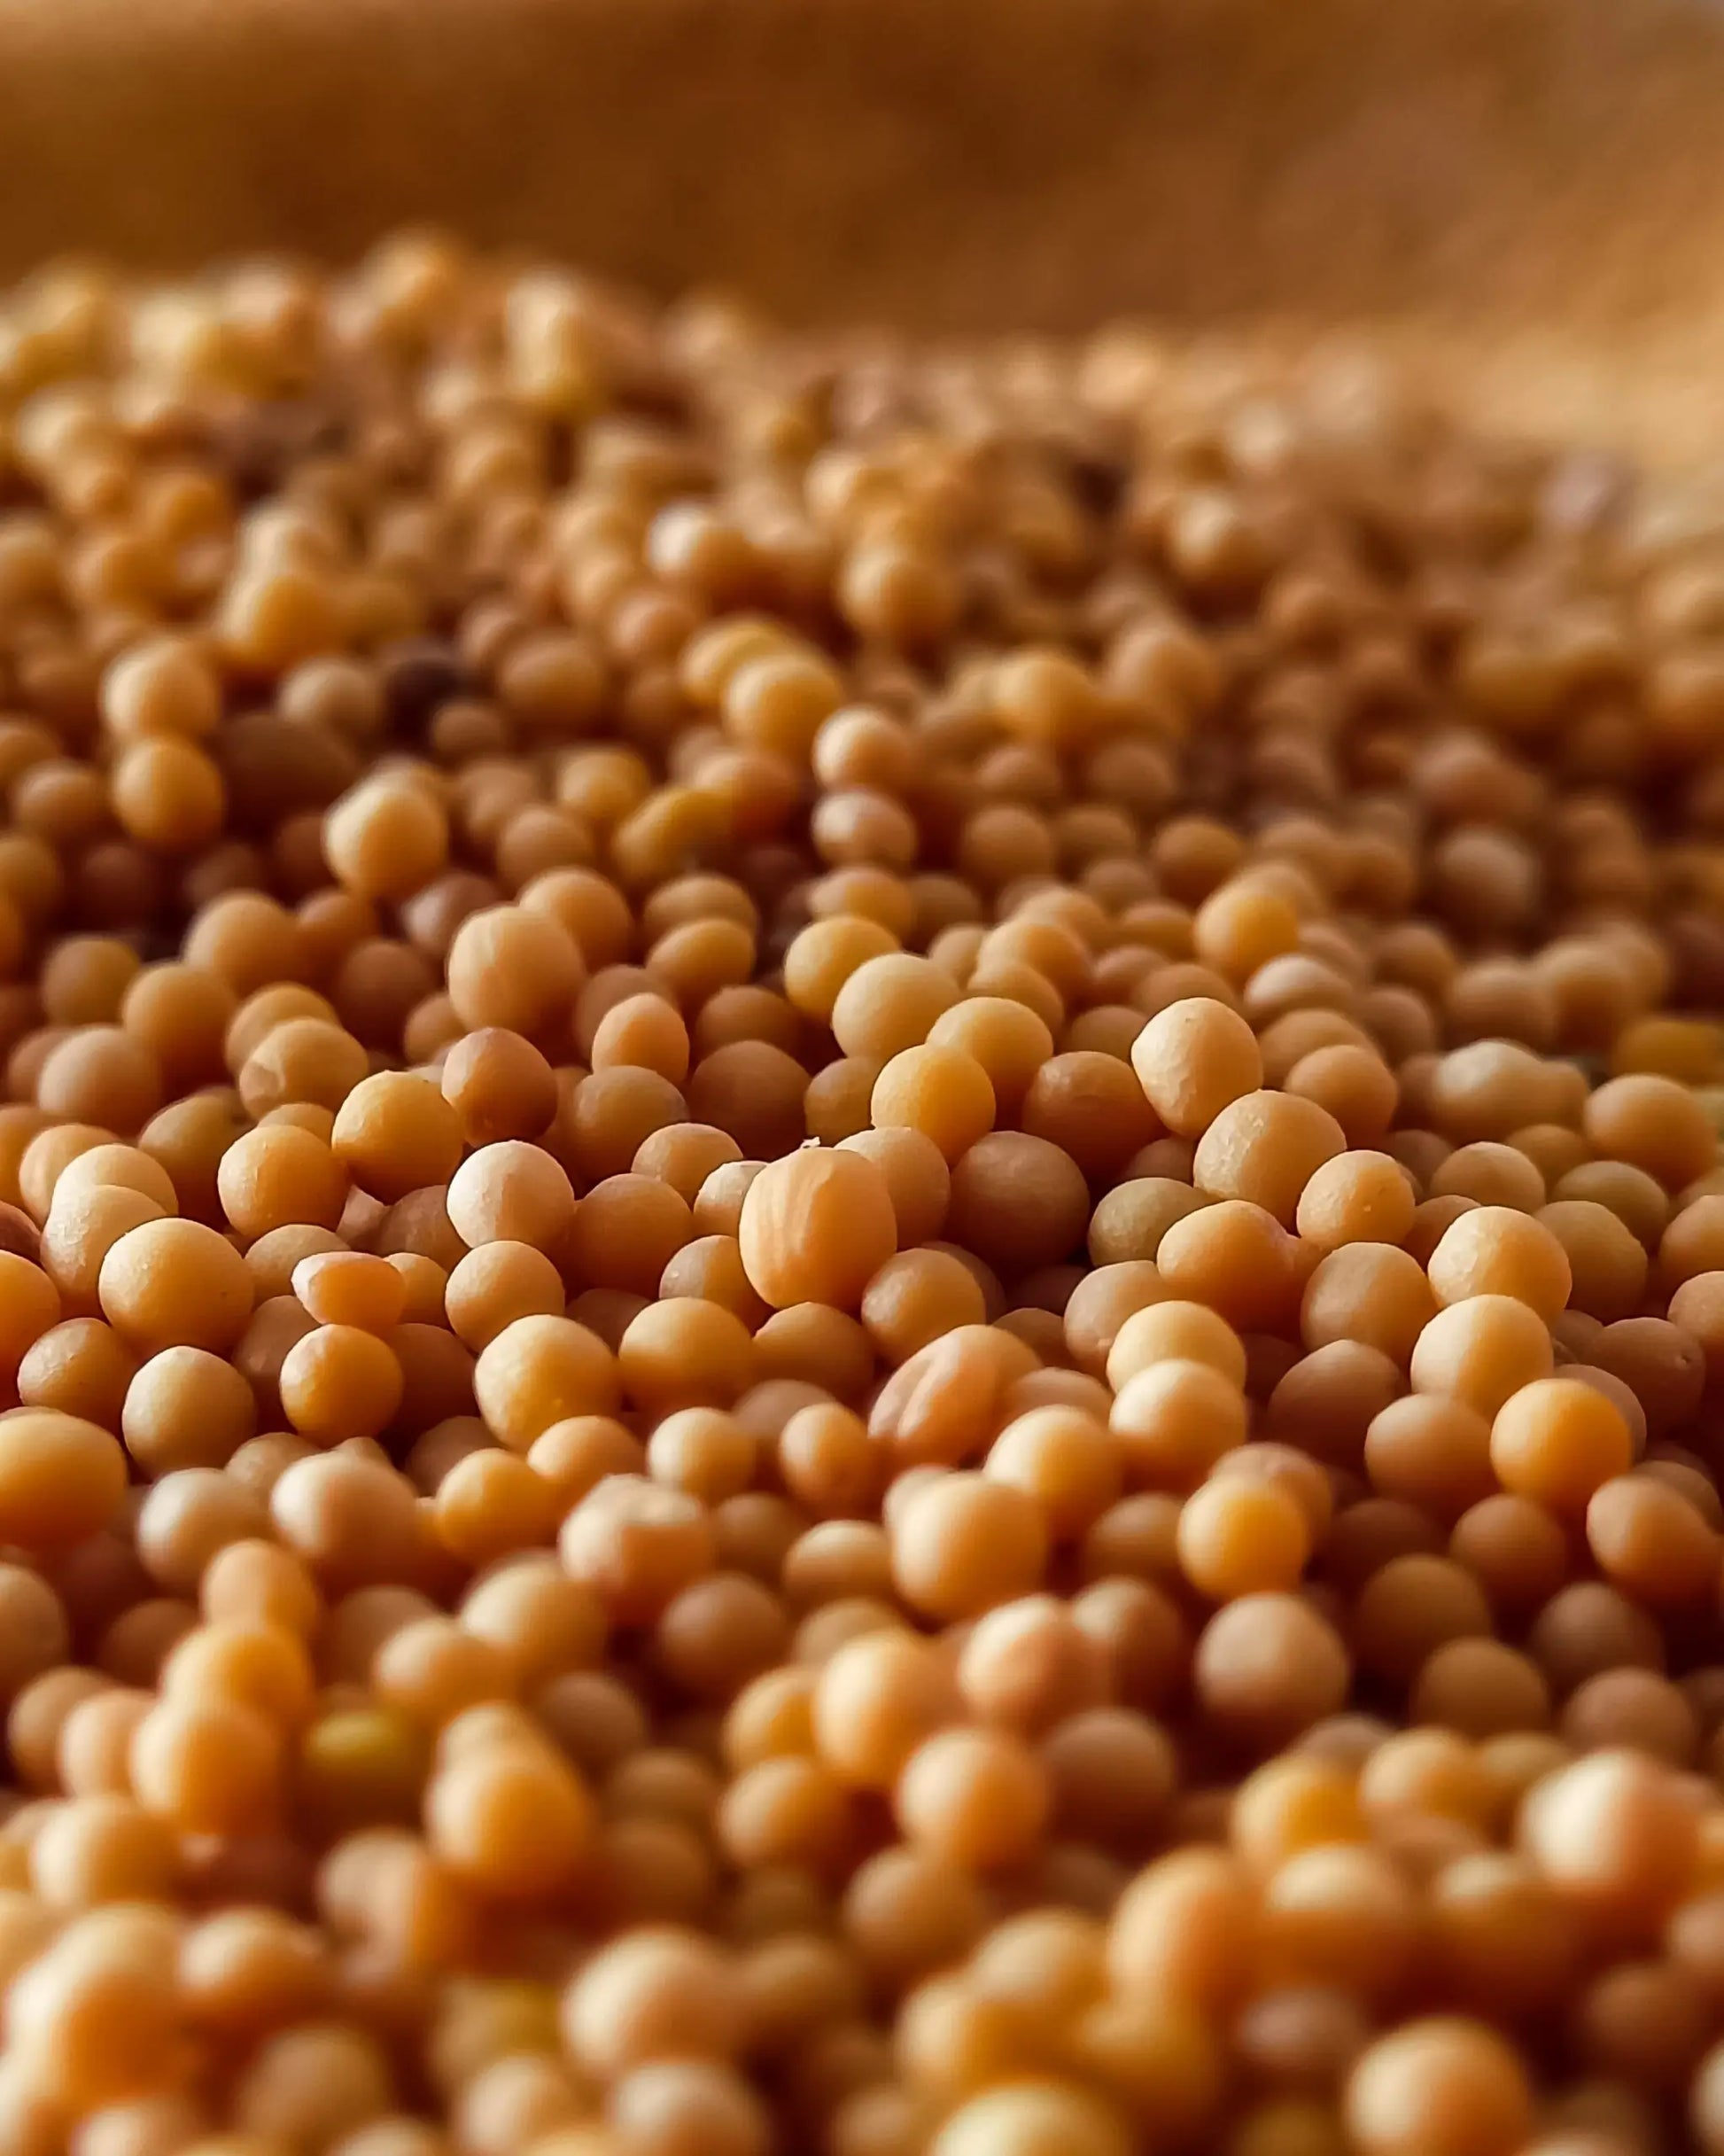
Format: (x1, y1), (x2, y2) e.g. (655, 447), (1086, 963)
(0, 237), (1720, 2155)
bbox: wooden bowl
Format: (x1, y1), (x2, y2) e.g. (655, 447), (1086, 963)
(3, 0), (1723, 455)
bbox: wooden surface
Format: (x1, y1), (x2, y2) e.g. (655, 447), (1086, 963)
(2, 0), (1723, 454)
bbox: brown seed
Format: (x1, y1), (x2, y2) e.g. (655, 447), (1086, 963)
(738, 1148), (898, 1312)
